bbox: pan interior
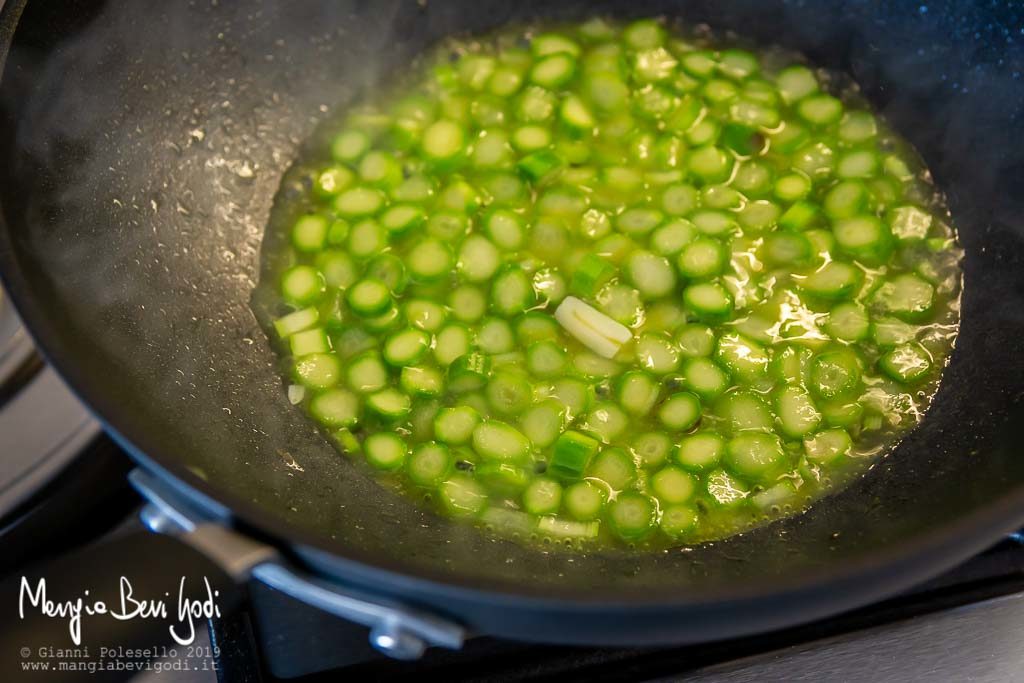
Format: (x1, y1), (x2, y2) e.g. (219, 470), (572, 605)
(1, 0), (1024, 600)
(255, 17), (964, 553)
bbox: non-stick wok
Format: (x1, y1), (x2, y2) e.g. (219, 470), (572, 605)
(2, 0), (1024, 665)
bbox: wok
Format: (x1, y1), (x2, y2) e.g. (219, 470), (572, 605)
(2, 0), (1024, 658)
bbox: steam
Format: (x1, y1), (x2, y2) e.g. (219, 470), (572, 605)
(0, 1), (424, 485)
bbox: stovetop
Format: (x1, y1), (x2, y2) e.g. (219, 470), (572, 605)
(4, 288), (1024, 682)
(0, 287), (133, 576)
(206, 537), (1024, 682)
(130, 535), (1024, 682)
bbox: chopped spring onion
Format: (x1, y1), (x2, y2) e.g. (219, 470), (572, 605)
(523, 477), (563, 515)
(472, 420), (532, 463)
(550, 430), (601, 481)
(554, 296), (633, 359)
(587, 447), (636, 490)
(658, 392), (702, 431)
(365, 433), (408, 471)
(407, 442), (454, 487)
(676, 431), (724, 471)
(608, 492), (655, 541)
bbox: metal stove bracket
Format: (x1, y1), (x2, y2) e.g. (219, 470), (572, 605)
(129, 468), (467, 660)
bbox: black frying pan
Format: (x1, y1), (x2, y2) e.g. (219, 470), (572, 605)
(2, 0), (1024, 654)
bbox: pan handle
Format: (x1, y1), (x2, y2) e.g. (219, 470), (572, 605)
(134, 467), (467, 660)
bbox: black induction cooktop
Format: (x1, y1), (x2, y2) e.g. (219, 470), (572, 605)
(205, 534), (1024, 681)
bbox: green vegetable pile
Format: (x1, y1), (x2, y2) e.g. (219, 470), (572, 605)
(264, 17), (962, 549)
